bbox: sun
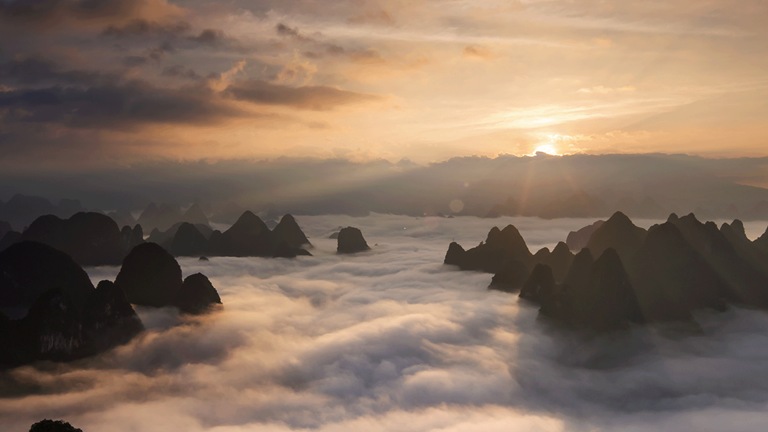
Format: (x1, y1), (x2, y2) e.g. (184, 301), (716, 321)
(532, 144), (559, 156)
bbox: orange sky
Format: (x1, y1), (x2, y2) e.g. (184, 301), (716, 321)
(1, 0), (767, 167)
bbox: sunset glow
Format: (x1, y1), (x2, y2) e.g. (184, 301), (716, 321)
(0, 0), (766, 169)
(532, 144), (560, 156)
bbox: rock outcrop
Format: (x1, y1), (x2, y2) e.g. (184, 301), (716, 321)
(0, 230), (21, 252)
(0, 243), (142, 368)
(175, 273), (222, 314)
(169, 222), (209, 257)
(209, 211), (310, 258)
(120, 224), (144, 251)
(0, 220), (10, 239)
(585, 211), (646, 261)
(566, 220), (604, 251)
(755, 226), (768, 255)
(114, 243), (222, 314)
(444, 225), (531, 273)
(115, 243), (182, 308)
(29, 419), (83, 432)
(448, 212), (768, 330)
(21, 212), (125, 266)
(337, 227), (370, 254)
(272, 214), (311, 248)
(0, 242), (94, 318)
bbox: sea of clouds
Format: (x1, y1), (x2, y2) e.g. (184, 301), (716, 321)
(2, 214), (768, 432)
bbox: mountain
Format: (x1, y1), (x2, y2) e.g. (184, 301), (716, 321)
(0, 242), (142, 368)
(21, 212), (126, 266)
(447, 213), (768, 330)
(0, 194), (84, 231)
(4, 154), (768, 221)
(114, 243), (221, 314)
(337, 227), (370, 254)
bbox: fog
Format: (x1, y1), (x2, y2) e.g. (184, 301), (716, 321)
(2, 215), (768, 431)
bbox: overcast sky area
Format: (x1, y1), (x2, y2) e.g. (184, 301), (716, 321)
(3, 214), (768, 431)
(1, 0), (768, 172)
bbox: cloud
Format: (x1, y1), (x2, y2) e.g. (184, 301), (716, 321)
(0, 57), (116, 87)
(225, 80), (379, 110)
(0, 0), (183, 29)
(2, 214), (768, 431)
(0, 79), (243, 129)
(187, 29), (228, 46)
(162, 65), (202, 80)
(462, 45), (494, 60)
(102, 18), (191, 37)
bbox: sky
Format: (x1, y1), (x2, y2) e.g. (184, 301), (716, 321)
(1, 0), (767, 170)
(4, 214), (768, 431)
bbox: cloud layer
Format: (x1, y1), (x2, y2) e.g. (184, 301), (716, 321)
(2, 214), (768, 431)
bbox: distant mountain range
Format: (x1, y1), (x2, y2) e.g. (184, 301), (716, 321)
(3, 154), (768, 222)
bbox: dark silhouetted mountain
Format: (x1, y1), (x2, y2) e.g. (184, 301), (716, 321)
(21, 212), (125, 266)
(519, 263), (556, 302)
(1, 277), (141, 367)
(755, 226), (768, 255)
(566, 220), (604, 251)
(0, 220), (10, 238)
(272, 214), (311, 248)
(337, 227), (370, 254)
(540, 242), (574, 282)
(107, 209), (136, 228)
(585, 211), (646, 261)
(450, 212), (768, 330)
(489, 259), (528, 292)
(209, 211), (271, 256)
(208, 211), (310, 258)
(720, 219), (768, 277)
(15, 289), (84, 362)
(629, 223), (727, 322)
(81, 280), (143, 355)
(182, 203), (209, 226)
(0, 194), (83, 231)
(114, 243), (222, 313)
(115, 243), (182, 308)
(444, 225), (531, 273)
(176, 273), (222, 315)
(0, 230), (21, 252)
(169, 223), (209, 257)
(136, 202), (183, 232)
(29, 419), (83, 432)
(147, 222), (213, 245)
(0, 242), (93, 318)
(120, 224), (144, 251)
(670, 213), (768, 307)
(541, 248), (642, 330)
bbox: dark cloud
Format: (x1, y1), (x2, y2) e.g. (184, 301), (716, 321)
(0, 57), (115, 86)
(102, 18), (191, 37)
(276, 22), (308, 41)
(0, 80), (242, 129)
(162, 65), (201, 80)
(225, 79), (378, 110)
(0, 0), (180, 27)
(187, 28), (227, 46)
(122, 55), (149, 67)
